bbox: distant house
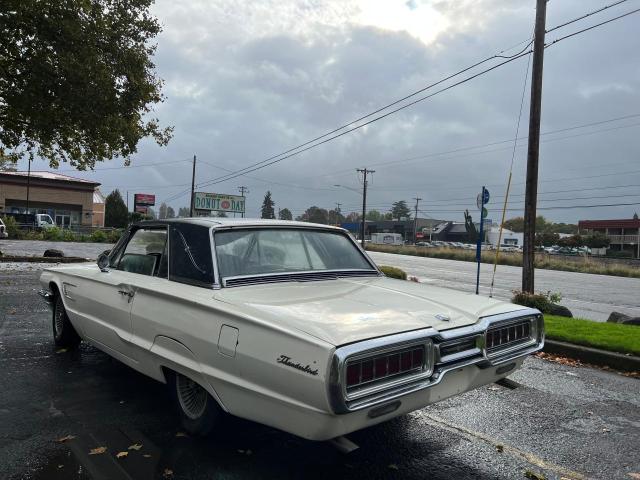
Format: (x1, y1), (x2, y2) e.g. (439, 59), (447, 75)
(579, 217), (640, 259)
(486, 226), (523, 246)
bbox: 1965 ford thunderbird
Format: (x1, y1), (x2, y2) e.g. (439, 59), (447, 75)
(39, 219), (544, 441)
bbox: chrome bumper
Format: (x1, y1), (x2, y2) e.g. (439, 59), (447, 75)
(329, 308), (544, 413)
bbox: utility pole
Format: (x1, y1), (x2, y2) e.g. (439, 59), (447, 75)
(356, 168), (374, 247)
(126, 191), (129, 212)
(189, 154), (197, 217)
(522, 0), (547, 293)
(25, 158), (31, 214)
(335, 202), (342, 226)
(413, 196), (422, 244)
(238, 186), (248, 218)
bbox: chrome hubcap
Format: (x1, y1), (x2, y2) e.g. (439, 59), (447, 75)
(176, 374), (207, 420)
(54, 303), (64, 337)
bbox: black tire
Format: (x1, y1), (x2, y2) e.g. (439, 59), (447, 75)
(169, 371), (221, 436)
(52, 294), (81, 348)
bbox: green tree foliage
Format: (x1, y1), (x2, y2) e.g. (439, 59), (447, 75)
(535, 232), (560, 247)
(503, 216), (577, 234)
(463, 209), (478, 243)
(146, 207), (156, 219)
(390, 201), (411, 220)
(296, 206), (329, 224)
(366, 210), (383, 221)
(558, 234), (584, 248)
(345, 212), (361, 222)
(158, 202), (168, 219)
(177, 207), (190, 217)
(278, 208), (293, 220)
(584, 233), (610, 248)
(261, 191), (275, 219)
(104, 189), (128, 228)
(328, 209), (345, 225)
(0, 0), (172, 169)
(166, 206), (175, 219)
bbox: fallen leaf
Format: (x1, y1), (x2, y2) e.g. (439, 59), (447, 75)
(89, 447), (107, 455)
(57, 465), (64, 469)
(496, 445), (504, 453)
(56, 435), (76, 443)
(116, 451), (128, 459)
(388, 464), (399, 470)
(587, 411), (593, 415)
(163, 468), (174, 478)
(627, 473), (640, 479)
(602, 428), (611, 433)
(175, 432), (188, 438)
(143, 454), (152, 458)
(524, 471), (546, 480)
(55, 348), (67, 354)
(128, 443), (143, 451)
(8, 308), (16, 314)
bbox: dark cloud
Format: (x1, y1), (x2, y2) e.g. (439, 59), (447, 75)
(20, 0), (640, 222)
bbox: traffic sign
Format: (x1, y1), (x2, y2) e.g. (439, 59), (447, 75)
(482, 207), (488, 219)
(477, 190), (490, 209)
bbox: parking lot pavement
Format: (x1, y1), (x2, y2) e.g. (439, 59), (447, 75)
(368, 251), (640, 322)
(1, 267), (639, 480)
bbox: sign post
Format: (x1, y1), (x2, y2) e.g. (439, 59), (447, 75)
(475, 186), (489, 295)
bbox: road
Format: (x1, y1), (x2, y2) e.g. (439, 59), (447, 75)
(368, 251), (640, 321)
(1, 267), (640, 479)
(2, 239), (639, 320)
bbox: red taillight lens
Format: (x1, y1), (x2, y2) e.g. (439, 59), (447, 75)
(412, 347), (424, 368)
(400, 351), (412, 370)
(346, 363), (360, 386)
(361, 360), (374, 382)
(388, 354), (400, 374)
(374, 357), (387, 378)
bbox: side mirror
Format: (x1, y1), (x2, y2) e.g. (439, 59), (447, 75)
(97, 252), (110, 272)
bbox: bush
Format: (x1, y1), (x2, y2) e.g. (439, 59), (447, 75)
(1, 216), (24, 238)
(379, 265), (407, 280)
(62, 229), (77, 242)
(511, 290), (571, 317)
(106, 228), (123, 244)
(90, 230), (107, 243)
(42, 227), (63, 241)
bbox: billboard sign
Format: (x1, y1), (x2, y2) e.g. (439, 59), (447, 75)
(135, 205), (148, 214)
(134, 193), (155, 207)
(194, 192), (245, 214)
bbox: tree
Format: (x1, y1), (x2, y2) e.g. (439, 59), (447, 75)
(0, 0), (172, 169)
(634, 212), (639, 220)
(535, 232), (560, 247)
(166, 206), (175, 219)
(146, 207), (156, 219)
(279, 208), (293, 221)
(104, 189), (128, 228)
(261, 191), (275, 219)
(296, 206), (329, 224)
(366, 210), (383, 221)
(390, 201), (411, 220)
(463, 210), (478, 243)
(503, 217), (525, 232)
(558, 234), (584, 248)
(158, 202), (168, 219)
(328, 209), (345, 225)
(345, 212), (361, 222)
(177, 207), (190, 217)
(584, 233), (610, 249)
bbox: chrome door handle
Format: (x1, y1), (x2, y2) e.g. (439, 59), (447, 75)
(118, 289), (135, 302)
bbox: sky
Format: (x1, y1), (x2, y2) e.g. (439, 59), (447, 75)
(19, 0), (640, 223)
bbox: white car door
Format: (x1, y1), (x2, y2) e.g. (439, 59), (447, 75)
(74, 227), (168, 363)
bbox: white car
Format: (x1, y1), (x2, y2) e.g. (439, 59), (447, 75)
(39, 219), (544, 441)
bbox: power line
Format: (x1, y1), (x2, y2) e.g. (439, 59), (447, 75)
(546, 6), (640, 46)
(546, 0), (632, 33)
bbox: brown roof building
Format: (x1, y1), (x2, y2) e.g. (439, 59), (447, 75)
(0, 171), (104, 227)
(578, 217), (640, 258)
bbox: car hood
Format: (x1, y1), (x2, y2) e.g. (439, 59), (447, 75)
(214, 276), (529, 346)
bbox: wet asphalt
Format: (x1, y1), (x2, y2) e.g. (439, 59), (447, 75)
(1, 267), (639, 480)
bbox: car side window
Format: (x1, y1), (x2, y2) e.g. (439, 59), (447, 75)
(169, 224), (214, 288)
(116, 228), (168, 277)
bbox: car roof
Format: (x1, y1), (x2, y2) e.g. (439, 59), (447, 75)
(134, 217), (345, 231)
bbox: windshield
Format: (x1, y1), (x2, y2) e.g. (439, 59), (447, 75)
(214, 228), (375, 278)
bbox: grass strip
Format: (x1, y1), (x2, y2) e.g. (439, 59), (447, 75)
(545, 315), (640, 356)
(366, 244), (640, 279)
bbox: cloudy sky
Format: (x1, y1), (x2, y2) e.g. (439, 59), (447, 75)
(23, 0), (640, 222)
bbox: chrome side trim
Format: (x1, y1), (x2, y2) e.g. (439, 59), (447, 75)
(222, 269), (380, 288)
(328, 308), (544, 414)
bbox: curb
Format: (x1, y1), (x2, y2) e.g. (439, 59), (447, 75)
(543, 339), (640, 372)
(0, 256), (91, 263)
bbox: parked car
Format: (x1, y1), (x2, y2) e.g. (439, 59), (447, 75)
(38, 219), (544, 441)
(0, 218), (8, 238)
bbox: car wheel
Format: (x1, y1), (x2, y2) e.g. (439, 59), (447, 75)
(170, 372), (221, 436)
(52, 294), (81, 348)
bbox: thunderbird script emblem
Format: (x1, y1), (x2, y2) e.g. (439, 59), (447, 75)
(276, 355), (319, 376)
(435, 313), (451, 322)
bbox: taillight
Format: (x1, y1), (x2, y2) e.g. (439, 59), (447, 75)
(345, 346), (426, 389)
